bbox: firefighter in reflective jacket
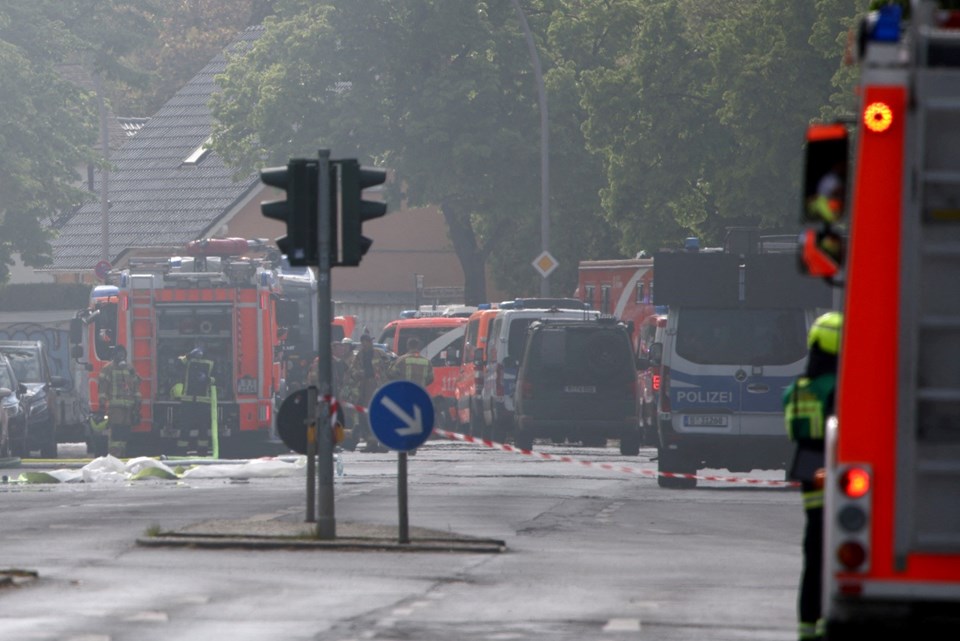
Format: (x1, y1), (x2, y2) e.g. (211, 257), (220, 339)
(96, 345), (141, 457)
(783, 311), (842, 641)
(388, 337), (434, 388)
(174, 348), (216, 454)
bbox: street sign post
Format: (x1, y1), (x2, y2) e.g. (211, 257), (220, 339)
(368, 380), (435, 543)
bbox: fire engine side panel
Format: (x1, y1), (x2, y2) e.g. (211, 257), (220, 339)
(836, 84), (906, 584)
(130, 287), (155, 431)
(235, 288), (267, 432)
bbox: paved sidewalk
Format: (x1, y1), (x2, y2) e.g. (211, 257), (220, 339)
(137, 517), (507, 553)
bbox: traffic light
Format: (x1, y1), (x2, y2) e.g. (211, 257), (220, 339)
(337, 159), (387, 266)
(260, 158), (318, 266)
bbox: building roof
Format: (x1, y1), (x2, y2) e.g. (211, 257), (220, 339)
(50, 26), (264, 271)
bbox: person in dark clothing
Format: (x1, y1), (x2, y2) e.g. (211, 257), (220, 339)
(783, 311), (842, 641)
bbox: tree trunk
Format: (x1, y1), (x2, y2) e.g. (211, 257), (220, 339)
(441, 198), (487, 305)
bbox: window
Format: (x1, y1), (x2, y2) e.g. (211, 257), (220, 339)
(675, 308), (807, 365)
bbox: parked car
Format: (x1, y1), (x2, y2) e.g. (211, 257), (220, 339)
(513, 316), (642, 455)
(0, 353), (29, 458)
(482, 306), (600, 442)
(0, 340), (62, 458)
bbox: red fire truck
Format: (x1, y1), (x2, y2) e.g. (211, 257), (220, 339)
(74, 238), (294, 457)
(575, 257), (655, 349)
(799, 4), (960, 635)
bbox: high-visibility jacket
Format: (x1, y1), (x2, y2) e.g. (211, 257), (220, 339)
(98, 362), (141, 409)
(783, 374), (836, 441)
(97, 362), (141, 427)
(389, 351), (434, 388)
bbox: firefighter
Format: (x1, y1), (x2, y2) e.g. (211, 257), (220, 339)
(342, 333), (388, 452)
(388, 337), (434, 388)
(783, 311), (842, 641)
(95, 345), (141, 457)
(177, 347), (216, 455)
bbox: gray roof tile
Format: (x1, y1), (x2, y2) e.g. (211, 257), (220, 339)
(51, 26), (264, 270)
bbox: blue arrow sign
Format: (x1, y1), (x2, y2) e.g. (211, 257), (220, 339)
(368, 381), (435, 451)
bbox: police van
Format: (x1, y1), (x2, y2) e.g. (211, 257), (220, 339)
(649, 240), (833, 488)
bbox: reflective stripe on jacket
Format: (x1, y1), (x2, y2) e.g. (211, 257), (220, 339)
(391, 353), (434, 387)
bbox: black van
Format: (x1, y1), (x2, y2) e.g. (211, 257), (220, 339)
(514, 317), (641, 455)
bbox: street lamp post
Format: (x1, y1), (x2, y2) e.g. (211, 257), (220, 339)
(511, 0), (550, 296)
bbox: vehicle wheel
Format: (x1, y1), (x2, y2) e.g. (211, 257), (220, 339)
(469, 402), (484, 438)
(0, 422), (11, 459)
(39, 422), (58, 459)
(514, 429), (534, 451)
(86, 433), (108, 458)
(619, 429), (641, 456)
(657, 447), (698, 489)
(11, 424), (28, 459)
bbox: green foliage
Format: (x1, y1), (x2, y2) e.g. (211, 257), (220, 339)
(0, 0), (160, 284)
(209, 0), (864, 299)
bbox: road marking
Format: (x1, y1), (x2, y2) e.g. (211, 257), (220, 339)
(602, 618), (640, 632)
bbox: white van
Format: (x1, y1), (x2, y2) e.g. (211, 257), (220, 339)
(649, 241), (834, 488)
(652, 306), (814, 487)
(480, 306), (599, 442)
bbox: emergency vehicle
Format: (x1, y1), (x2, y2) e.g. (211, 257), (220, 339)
(575, 257), (655, 350)
(799, 3), (960, 635)
(650, 239), (832, 488)
(73, 238), (293, 457)
(275, 263), (356, 393)
(377, 314), (467, 427)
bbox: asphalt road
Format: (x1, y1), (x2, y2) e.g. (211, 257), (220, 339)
(0, 440), (802, 641)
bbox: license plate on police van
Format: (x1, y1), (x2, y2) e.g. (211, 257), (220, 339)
(683, 415), (728, 427)
(564, 385), (596, 393)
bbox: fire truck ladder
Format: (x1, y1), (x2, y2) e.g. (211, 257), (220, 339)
(897, 6), (960, 563)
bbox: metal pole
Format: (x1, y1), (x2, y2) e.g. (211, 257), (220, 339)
(316, 150), (336, 539)
(94, 72), (110, 263)
(398, 451), (410, 544)
(511, 0), (550, 296)
(305, 388), (316, 523)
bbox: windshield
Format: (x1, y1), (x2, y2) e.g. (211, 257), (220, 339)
(1, 349), (40, 382)
(675, 308), (808, 365)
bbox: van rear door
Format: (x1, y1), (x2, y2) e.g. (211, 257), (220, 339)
(669, 307), (808, 436)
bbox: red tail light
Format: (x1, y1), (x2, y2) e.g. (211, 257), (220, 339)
(659, 366), (671, 412)
(652, 368), (661, 391)
(841, 467), (871, 498)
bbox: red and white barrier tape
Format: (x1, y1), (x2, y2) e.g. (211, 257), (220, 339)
(336, 398), (797, 488)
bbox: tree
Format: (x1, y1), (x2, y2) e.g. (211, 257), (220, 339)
(576, 0), (860, 253)
(0, 1), (160, 283)
(108, 0), (277, 116)
(211, 0), (619, 302)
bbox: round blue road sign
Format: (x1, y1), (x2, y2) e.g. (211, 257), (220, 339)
(368, 381), (435, 451)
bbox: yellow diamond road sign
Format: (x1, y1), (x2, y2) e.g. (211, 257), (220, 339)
(532, 251), (559, 278)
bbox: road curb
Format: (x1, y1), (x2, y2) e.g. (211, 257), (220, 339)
(136, 518), (507, 553)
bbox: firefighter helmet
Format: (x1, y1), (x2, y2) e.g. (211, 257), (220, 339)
(808, 311), (843, 356)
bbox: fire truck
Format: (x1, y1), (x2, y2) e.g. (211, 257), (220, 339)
(575, 256), (655, 349)
(74, 238), (296, 458)
(799, 3), (960, 635)
(274, 263), (357, 394)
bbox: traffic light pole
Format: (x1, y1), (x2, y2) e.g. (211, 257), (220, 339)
(315, 150), (336, 540)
